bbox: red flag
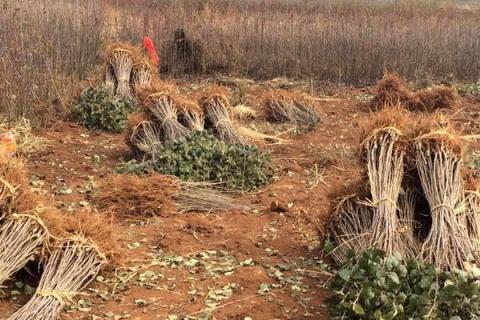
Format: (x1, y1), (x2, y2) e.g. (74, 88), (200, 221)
(143, 36), (159, 66)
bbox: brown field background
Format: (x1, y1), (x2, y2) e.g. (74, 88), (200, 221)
(1, 0), (480, 120)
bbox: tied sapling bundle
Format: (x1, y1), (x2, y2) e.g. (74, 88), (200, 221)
(415, 123), (476, 270)
(464, 188), (480, 252)
(146, 93), (188, 142)
(110, 49), (134, 99)
(0, 214), (47, 286)
(8, 236), (106, 320)
(176, 97), (204, 132)
(132, 62), (152, 92)
(362, 125), (408, 257)
(203, 94), (244, 145)
(104, 65), (116, 96)
(327, 194), (373, 264)
(128, 119), (163, 160)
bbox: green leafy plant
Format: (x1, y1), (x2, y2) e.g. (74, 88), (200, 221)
(71, 87), (135, 132)
(114, 159), (153, 175)
(153, 131), (271, 190)
(328, 248), (480, 319)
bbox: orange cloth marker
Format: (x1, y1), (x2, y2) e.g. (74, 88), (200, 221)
(143, 36), (159, 67)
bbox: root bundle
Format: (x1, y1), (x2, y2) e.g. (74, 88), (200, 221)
(8, 237), (106, 320)
(370, 74), (457, 112)
(263, 89), (319, 129)
(203, 94), (244, 145)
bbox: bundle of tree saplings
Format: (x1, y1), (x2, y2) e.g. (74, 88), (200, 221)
(0, 158), (49, 286)
(97, 173), (248, 216)
(327, 189), (373, 264)
(103, 43), (146, 99)
(360, 108), (414, 258)
(8, 210), (119, 320)
(369, 73), (457, 112)
(414, 119), (477, 270)
(262, 89), (320, 130)
(202, 86), (244, 145)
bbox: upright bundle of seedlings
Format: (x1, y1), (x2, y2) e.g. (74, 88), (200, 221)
(104, 65), (116, 96)
(327, 192), (373, 264)
(415, 121), (476, 270)
(145, 92), (188, 142)
(464, 186), (480, 251)
(397, 187), (419, 258)
(8, 211), (117, 320)
(361, 109), (411, 257)
(0, 158), (49, 286)
(202, 93), (244, 145)
(110, 48), (134, 99)
(132, 61), (153, 92)
(125, 113), (163, 160)
(263, 89), (319, 129)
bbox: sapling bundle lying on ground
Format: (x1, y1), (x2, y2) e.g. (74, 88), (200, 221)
(263, 89), (319, 129)
(327, 193), (373, 264)
(125, 113), (163, 160)
(415, 120), (476, 270)
(361, 108), (414, 257)
(145, 92), (189, 142)
(202, 88), (244, 145)
(97, 174), (248, 216)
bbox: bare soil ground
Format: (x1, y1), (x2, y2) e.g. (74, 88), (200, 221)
(0, 82), (478, 320)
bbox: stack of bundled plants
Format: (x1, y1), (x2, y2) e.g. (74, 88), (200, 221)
(263, 89), (320, 130)
(0, 158), (119, 319)
(71, 87), (136, 133)
(370, 74), (457, 112)
(327, 107), (480, 271)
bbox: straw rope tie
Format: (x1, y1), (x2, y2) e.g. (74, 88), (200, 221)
(37, 290), (78, 306)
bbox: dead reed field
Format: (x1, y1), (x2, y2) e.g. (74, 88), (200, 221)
(1, 0), (480, 122)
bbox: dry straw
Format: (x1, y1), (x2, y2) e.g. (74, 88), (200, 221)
(415, 122), (476, 270)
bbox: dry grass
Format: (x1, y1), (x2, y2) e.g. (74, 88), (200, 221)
(0, 118), (49, 155)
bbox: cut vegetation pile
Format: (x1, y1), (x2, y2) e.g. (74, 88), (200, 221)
(370, 74), (457, 112)
(327, 107), (479, 270)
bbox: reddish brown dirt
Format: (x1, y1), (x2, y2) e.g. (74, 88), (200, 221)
(1, 86), (477, 320)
